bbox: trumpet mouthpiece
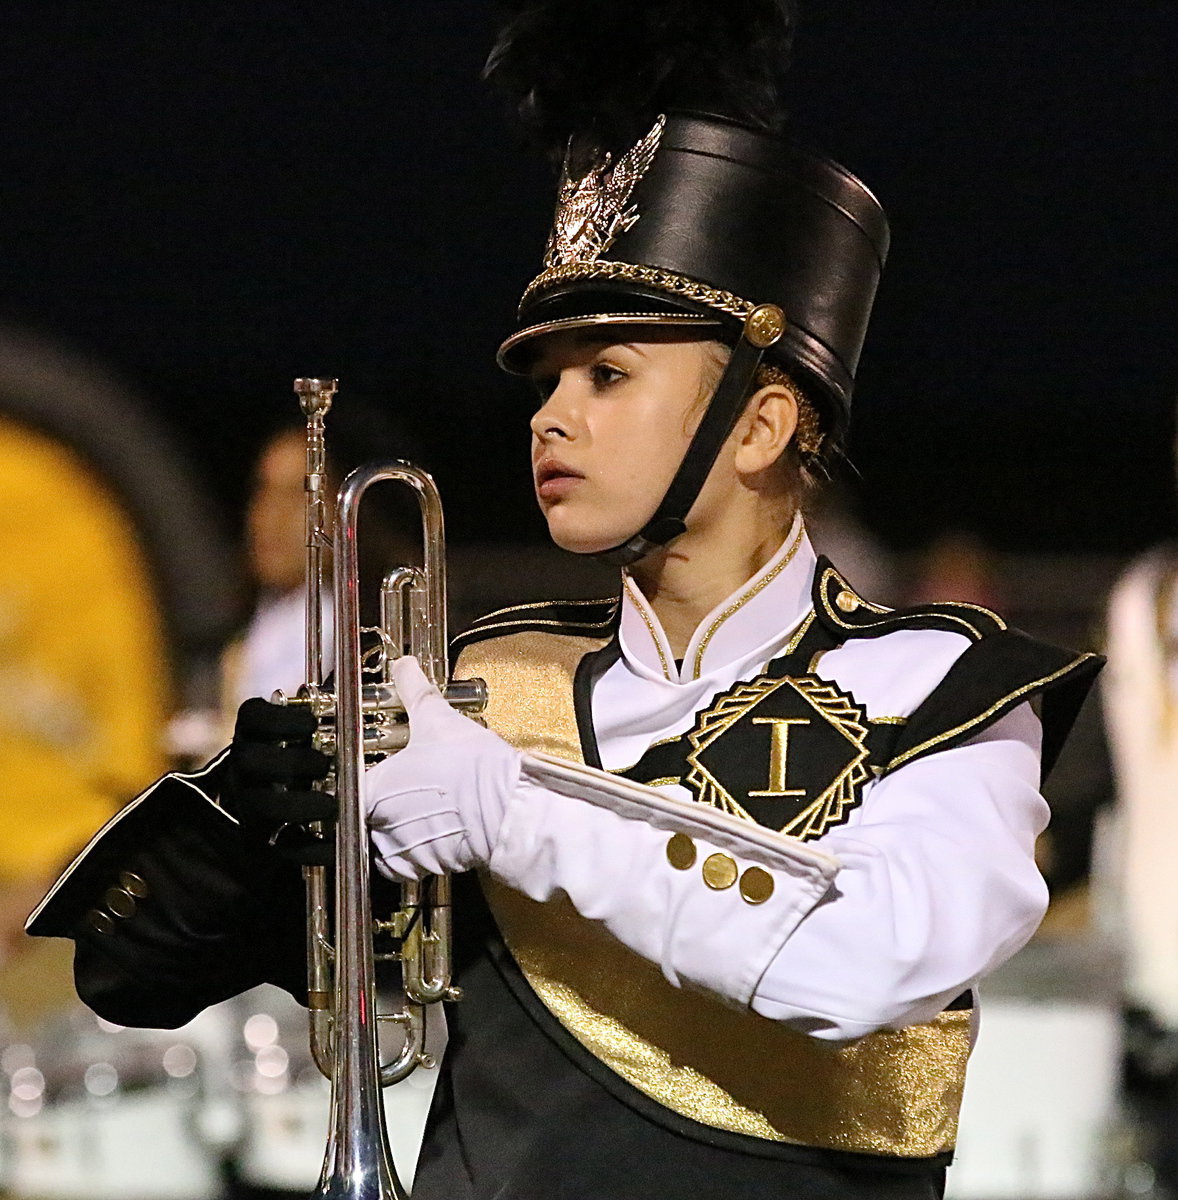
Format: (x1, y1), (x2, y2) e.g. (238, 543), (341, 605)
(294, 377), (338, 417)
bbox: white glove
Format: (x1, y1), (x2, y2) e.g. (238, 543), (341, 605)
(365, 655), (522, 880)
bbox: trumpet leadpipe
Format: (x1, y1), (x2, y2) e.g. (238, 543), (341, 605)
(274, 677), (488, 721)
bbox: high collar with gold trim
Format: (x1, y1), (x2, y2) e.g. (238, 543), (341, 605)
(618, 515), (813, 685)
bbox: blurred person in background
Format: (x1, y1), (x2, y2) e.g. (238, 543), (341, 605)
(231, 401), (423, 708)
(1101, 411), (1178, 1192)
(169, 401), (423, 764)
(227, 424), (322, 707)
(905, 530), (1006, 614)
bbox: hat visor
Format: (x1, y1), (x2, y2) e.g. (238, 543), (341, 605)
(498, 311), (724, 374)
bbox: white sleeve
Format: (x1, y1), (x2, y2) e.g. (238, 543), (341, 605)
(493, 755), (839, 1004)
(751, 701), (1048, 1040)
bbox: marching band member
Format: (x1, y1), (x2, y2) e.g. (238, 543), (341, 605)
(28, 2), (1102, 1196)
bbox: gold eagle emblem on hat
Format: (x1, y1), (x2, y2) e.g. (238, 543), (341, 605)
(543, 115), (666, 269)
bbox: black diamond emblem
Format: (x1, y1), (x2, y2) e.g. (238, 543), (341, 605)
(683, 674), (872, 839)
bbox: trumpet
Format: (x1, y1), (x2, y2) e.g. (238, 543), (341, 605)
(277, 378), (486, 1200)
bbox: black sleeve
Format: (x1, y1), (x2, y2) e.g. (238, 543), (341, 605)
(26, 757), (308, 1029)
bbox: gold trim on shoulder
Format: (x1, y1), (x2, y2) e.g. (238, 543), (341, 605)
(462, 615), (618, 642)
(885, 651), (1101, 771)
(471, 596), (619, 623)
(818, 564), (1008, 640)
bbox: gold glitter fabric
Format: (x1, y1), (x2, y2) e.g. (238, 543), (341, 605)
(456, 631), (606, 760)
(458, 630), (971, 1157)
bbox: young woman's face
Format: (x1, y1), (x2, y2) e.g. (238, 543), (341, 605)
(528, 330), (719, 554)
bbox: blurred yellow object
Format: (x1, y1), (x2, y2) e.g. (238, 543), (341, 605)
(0, 416), (169, 882)
(0, 935), (75, 1032)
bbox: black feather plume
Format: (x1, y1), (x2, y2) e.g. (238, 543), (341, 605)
(484, 0), (797, 171)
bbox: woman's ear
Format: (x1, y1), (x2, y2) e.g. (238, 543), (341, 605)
(733, 381), (799, 476)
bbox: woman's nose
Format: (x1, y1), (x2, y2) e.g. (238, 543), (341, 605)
(530, 387), (576, 441)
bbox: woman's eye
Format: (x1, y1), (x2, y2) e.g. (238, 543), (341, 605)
(590, 362), (626, 388)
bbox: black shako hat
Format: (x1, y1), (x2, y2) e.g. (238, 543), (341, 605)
(498, 111), (889, 444)
(489, 0), (887, 565)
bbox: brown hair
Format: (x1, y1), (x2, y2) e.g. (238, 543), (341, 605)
(696, 343), (825, 505)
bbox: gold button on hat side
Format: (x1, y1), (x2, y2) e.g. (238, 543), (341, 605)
(666, 833), (697, 870)
(85, 909), (115, 935)
(744, 303), (786, 349)
(702, 853), (738, 890)
(104, 888), (137, 919)
(119, 871), (149, 898)
(740, 866), (775, 904)
(836, 589), (859, 613)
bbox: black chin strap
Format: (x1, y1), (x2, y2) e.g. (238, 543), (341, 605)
(593, 304), (787, 568)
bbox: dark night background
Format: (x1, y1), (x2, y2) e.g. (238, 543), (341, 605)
(3, 1), (1175, 556)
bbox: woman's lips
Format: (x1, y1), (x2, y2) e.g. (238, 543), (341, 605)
(535, 460), (584, 501)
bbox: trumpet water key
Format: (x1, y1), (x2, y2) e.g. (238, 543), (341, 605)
(275, 378), (486, 1200)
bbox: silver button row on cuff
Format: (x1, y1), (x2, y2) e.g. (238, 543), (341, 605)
(84, 871), (150, 934)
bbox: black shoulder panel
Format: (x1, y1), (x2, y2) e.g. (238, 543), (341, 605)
(811, 557), (1104, 782)
(451, 596), (620, 658)
(885, 629), (1104, 783)
(812, 557), (1006, 643)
